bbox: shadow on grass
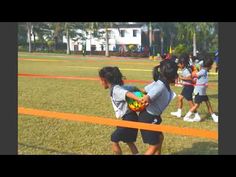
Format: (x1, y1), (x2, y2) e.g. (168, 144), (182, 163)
(172, 141), (218, 155)
(18, 143), (80, 155)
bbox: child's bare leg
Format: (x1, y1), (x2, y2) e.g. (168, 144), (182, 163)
(190, 103), (200, 113)
(126, 142), (139, 155)
(155, 133), (164, 155)
(144, 145), (159, 155)
(178, 95), (184, 109)
(188, 100), (194, 109)
(205, 100), (213, 115)
(112, 142), (122, 155)
(184, 103), (200, 119)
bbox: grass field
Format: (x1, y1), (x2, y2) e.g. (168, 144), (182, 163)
(18, 52), (218, 155)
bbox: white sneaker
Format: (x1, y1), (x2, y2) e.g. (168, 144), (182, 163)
(183, 116), (194, 122)
(192, 116), (201, 122)
(192, 113), (201, 122)
(211, 114), (218, 123)
(171, 111), (181, 118)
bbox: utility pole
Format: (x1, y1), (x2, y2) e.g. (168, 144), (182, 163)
(193, 32), (196, 56)
(149, 22), (152, 59)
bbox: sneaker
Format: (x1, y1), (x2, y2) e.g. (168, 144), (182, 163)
(171, 111), (181, 118)
(192, 113), (201, 122)
(192, 116), (201, 122)
(183, 116), (194, 122)
(211, 114), (218, 123)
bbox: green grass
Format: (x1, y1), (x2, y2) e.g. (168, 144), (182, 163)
(18, 52), (218, 155)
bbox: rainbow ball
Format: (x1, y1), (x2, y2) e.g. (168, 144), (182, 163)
(127, 91), (145, 112)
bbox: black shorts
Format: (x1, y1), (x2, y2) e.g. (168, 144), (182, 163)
(138, 110), (163, 145)
(111, 111), (138, 143)
(194, 93), (209, 104)
(181, 85), (194, 101)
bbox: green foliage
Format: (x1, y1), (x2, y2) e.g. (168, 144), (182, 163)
(173, 44), (190, 57)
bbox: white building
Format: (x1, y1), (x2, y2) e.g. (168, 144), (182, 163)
(63, 23), (146, 52)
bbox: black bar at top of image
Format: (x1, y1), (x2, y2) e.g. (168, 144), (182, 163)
(0, 22), (17, 155)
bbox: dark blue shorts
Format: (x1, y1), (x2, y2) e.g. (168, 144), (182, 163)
(194, 93), (209, 104)
(138, 110), (163, 145)
(181, 85), (194, 101)
(111, 111), (138, 143)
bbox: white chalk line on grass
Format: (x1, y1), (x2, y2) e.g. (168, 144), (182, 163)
(65, 66), (219, 75)
(65, 66), (152, 72)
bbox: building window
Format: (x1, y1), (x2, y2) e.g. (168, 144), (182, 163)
(120, 30), (125, 37)
(133, 30), (137, 37)
(74, 45), (78, 51)
(91, 45), (96, 52)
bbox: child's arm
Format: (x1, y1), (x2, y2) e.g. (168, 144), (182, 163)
(138, 88), (147, 94)
(192, 69), (205, 78)
(126, 92), (142, 103)
(179, 75), (193, 81)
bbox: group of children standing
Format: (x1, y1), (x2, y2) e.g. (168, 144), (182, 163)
(171, 53), (218, 122)
(98, 53), (218, 155)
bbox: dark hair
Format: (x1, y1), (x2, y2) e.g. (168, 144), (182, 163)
(152, 60), (178, 90)
(98, 66), (125, 85)
(160, 60), (178, 83)
(178, 53), (190, 68)
(203, 55), (214, 68)
(152, 65), (160, 82)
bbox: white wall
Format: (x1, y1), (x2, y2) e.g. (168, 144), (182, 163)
(65, 27), (142, 52)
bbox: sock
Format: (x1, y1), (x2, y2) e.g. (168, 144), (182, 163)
(211, 113), (216, 117)
(177, 109), (182, 114)
(185, 111), (193, 117)
(195, 112), (199, 116)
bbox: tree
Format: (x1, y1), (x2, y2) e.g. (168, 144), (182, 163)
(176, 22), (218, 54)
(26, 22), (32, 52)
(18, 22), (28, 46)
(31, 22), (51, 51)
(152, 22), (177, 55)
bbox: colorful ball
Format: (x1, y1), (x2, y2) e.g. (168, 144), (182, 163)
(127, 91), (145, 112)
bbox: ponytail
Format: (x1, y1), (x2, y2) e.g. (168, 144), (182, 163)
(112, 67), (124, 85)
(152, 65), (161, 82)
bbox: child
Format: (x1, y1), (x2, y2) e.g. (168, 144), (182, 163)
(171, 54), (195, 121)
(98, 66), (142, 155)
(139, 60), (178, 155)
(183, 55), (218, 122)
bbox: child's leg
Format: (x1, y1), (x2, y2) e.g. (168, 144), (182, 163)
(190, 103), (200, 112)
(126, 142), (139, 155)
(112, 142), (122, 155)
(188, 100), (194, 109)
(155, 133), (164, 155)
(144, 145), (159, 155)
(184, 103), (200, 121)
(171, 95), (183, 117)
(205, 100), (213, 115)
(178, 95), (184, 109)
(205, 100), (218, 122)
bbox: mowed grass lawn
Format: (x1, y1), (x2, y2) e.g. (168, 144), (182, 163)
(18, 52), (218, 155)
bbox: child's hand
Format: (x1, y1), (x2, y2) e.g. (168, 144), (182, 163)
(192, 72), (197, 78)
(141, 95), (150, 106)
(179, 76), (183, 80)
